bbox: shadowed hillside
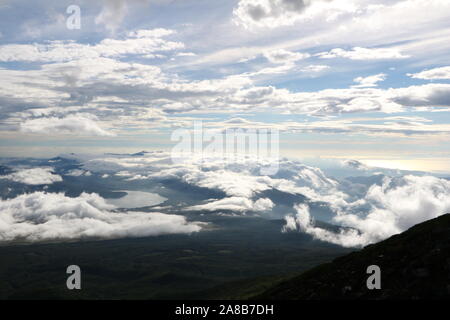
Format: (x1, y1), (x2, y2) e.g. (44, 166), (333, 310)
(256, 214), (450, 299)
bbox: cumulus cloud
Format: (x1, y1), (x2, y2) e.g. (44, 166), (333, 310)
(233, 0), (334, 28)
(283, 204), (364, 247)
(352, 73), (386, 88)
(2, 167), (62, 185)
(317, 47), (410, 60)
(267, 83), (450, 116)
(0, 28), (182, 62)
(0, 192), (205, 242)
(181, 169), (273, 198)
(20, 115), (115, 137)
(284, 175), (450, 247)
(341, 159), (369, 171)
(263, 49), (310, 64)
(65, 169), (92, 177)
(408, 66), (450, 80)
(187, 197), (274, 213)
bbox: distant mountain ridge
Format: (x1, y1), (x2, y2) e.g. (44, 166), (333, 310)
(256, 214), (450, 299)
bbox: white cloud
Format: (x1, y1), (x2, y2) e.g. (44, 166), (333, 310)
(233, 0), (341, 28)
(78, 152), (344, 210)
(96, 0), (127, 33)
(341, 159), (369, 171)
(225, 116), (450, 138)
(65, 169), (92, 177)
(0, 191), (205, 242)
(8, 75), (448, 138)
(0, 28), (182, 62)
(1, 31), (450, 137)
(263, 49), (310, 63)
(253, 197), (275, 211)
(128, 28), (175, 38)
(187, 196), (274, 212)
(317, 47), (409, 60)
(181, 169), (273, 198)
(20, 115), (115, 137)
(176, 52), (197, 57)
(408, 66), (450, 80)
(283, 204), (365, 247)
(352, 73), (386, 88)
(300, 64), (330, 73)
(284, 175), (450, 247)
(2, 167), (62, 185)
(28, 152), (450, 248)
(96, 0), (153, 34)
(0, 1), (449, 176)
(195, 0), (450, 70)
(269, 83), (450, 115)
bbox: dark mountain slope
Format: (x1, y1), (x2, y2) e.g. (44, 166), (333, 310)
(0, 217), (350, 300)
(256, 214), (450, 299)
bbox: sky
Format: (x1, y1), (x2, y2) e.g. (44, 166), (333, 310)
(1, 0), (450, 173)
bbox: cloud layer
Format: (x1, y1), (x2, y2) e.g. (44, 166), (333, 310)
(2, 167), (62, 185)
(74, 152), (450, 247)
(409, 66), (450, 80)
(284, 175), (450, 247)
(3, 152), (449, 247)
(318, 47), (409, 60)
(187, 196), (274, 213)
(234, 0), (334, 28)
(0, 191), (205, 242)
(20, 115), (115, 136)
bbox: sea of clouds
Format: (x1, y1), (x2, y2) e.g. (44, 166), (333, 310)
(0, 191), (204, 243)
(1, 152), (450, 247)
